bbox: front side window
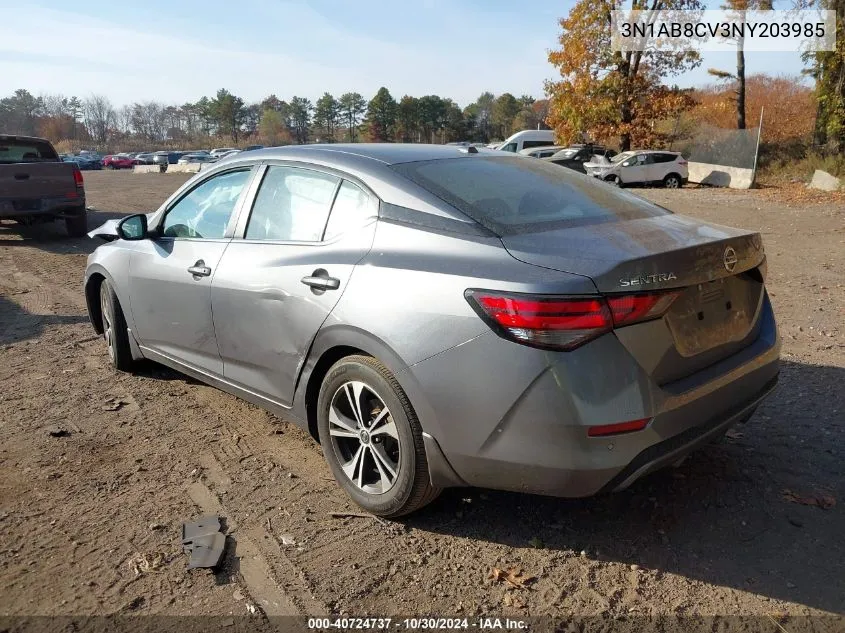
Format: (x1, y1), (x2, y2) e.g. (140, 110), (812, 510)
(245, 166), (339, 241)
(323, 181), (376, 241)
(500, 142), (517, 152)
(161, 169), (251, 239)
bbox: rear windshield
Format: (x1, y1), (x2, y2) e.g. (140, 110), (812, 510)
(0, 139), (60, 163)
(390, 156), (670, 235)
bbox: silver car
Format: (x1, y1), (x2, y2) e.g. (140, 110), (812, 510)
(84, 144), (780, 517)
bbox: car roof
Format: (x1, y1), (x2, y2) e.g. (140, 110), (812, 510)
(236, 143), (504, 167)
(0, 134), (52, 143)
(518, 145), (566, 155)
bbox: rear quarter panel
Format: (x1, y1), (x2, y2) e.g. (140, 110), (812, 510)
(301, 219), (598, 439)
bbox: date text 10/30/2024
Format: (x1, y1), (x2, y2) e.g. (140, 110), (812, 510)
(307, 618), (529, 630)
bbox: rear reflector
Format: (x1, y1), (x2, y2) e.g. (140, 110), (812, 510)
(587, 418), (650, 437)
(466, 289), (679, 351)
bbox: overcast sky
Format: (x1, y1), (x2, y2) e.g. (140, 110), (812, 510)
(0, 0), (808, 107)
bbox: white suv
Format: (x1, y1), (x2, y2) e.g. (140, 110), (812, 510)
(584, 150), (688, 188)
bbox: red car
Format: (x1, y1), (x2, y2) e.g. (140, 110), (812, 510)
(102, 154), (139, 169)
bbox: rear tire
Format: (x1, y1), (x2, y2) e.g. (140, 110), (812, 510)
(65, 207), (88, 237)
(317, 355), (440, 517)
(99, 279), (134, 372)
(663, 173), (682, 189)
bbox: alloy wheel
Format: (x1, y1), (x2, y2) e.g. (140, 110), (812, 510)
(100, 285), (115, 363)
(328, 381), (400, 495)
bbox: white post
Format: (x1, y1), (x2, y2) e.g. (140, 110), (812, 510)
(751, 106), (764, 185)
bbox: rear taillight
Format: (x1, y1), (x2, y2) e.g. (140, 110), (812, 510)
(73, 166), (84, 188)
(606, 292), (679, 327)
(466, 289), (678, 351)
(677, 159), (688, 165)
(588, 418), (650, 437)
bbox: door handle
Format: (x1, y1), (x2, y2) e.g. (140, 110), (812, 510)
(301, 275), (340, 290)
(187, 260), (212, 277)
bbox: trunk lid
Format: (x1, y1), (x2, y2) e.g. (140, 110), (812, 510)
(501, 214), (768, 383)
(0, 162), (78, 201)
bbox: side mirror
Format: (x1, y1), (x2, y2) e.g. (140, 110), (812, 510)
(117, 214), (148, 240)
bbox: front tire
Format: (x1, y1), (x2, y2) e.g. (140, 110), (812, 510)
(317, 355), (440, 517)
(99, 279), (134, 372)
(65, 207), (88, 237)
(605, 175), (621, 187)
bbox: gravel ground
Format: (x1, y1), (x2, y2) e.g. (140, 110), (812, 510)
(0, 171), (842, 622)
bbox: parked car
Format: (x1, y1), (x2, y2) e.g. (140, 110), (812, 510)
(103, 154), (139, 169)
(585, 150), (688, 188)
(243, 145), (264, 152)
(543, 145), (617, 173)
(134, 153), (156, 165)
(210, 147), (237, 158)
(85, 144), (778, 517)
(63, 155), (102, 170)
(496, 129), (556, 153)
(518, 145), (567, 159)
(152, 151), (185, 166)
(177, 153), (216, 165)
(0, 134), (87, 236)
(216, 150), (241, 159)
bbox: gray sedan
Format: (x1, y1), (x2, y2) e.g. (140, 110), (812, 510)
(84, 144), (780, 516)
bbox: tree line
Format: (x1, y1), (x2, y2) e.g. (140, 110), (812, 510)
(0, 87), (550, 151)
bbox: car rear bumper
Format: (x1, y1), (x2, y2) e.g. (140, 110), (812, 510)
(0, 196), (85, 218)
(407, 293), (780, 496)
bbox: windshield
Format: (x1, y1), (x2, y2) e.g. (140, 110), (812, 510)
(611, 151), (636, 164)
(0, 139), (60, 163)
(552, 149), (578, 160)
(391, 155), (670, 236)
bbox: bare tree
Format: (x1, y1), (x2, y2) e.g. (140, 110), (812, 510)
(83, 94), (116, 146)
(116, 105), (133, 135)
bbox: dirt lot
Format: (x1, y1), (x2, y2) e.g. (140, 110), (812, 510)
(0, 171), (843, 621)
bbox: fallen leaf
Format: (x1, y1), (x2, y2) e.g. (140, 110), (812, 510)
(128, 552), (166, 576)
(724, 429), (744, 440)
(782, 489), (836, 509)
(489, 567), (535, 589)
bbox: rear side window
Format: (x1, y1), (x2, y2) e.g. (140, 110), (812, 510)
(323, 181), (376, 241)
(245, 166), (339, 241)
(522, 140), (555, 149)
(0, 139), (59, 163)
(391, 156), (669, 236)
(653, 153), (679, 163)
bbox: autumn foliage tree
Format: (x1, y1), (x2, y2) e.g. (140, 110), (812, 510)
(546, 0), (702, 150)
(690, 74), (814, 144)
(805, 0), (845, 150)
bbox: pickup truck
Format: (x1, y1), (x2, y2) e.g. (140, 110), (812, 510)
(0, 134), (87, 237)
